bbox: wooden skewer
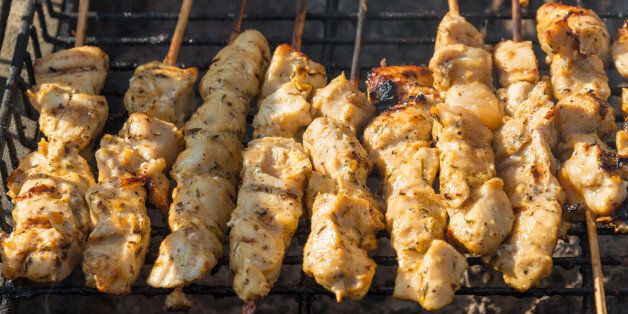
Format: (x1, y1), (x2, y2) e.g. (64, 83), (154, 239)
(292, 0), (308, 51)
(585, 210), (608, 314)
(570, 1), (607, 312)
(511, 0), (522, 42)
(349, 0), (368, 87)
(74, 0), (89, 47)
(448, 0), (459, 15)
(229, 0), (248, 44)
(164, 0), (194, 66)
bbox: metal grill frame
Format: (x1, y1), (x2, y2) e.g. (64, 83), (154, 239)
(0, 0), (626, 313)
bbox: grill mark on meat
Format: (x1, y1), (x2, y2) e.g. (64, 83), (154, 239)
(17, 184), (57, 200)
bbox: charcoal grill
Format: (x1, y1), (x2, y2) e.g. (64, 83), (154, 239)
(0, 0), (626, 313)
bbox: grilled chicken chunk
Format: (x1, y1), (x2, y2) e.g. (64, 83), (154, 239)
(229, 137), (312, 301)
(83, 113), (181, 294)
(124, 61), (198, 126)
(549, 55), (610, 101)
(311, 74), (375, 133)
(491, 82), (565, 290)
(536, 2), (610, 65)
(27, 83), (108, 151)
(434, 12), (484, 52)
(612, 22), (628, 78)
(366, 65), (442, 110)
(555, 94), (626, 217)
(429, 44), (493, 92)
(493, 40), (539, 115)
(200, 30), (271, 100)
(2, 140), (95, 282)
(444, 82), (504, 130)
(302, 117), (383, 302)
(148, 30), (269, 296)
(363, 66), (467, 310)
(432, 104), (513, 254)
(32, 46), (109, 94)
(494, 40), (540, 88)
(2, 46), (109, 283)
(259, 44), (326, 100)
(252, 44), (327, 139)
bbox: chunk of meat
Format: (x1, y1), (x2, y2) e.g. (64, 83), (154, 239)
(32, 45), (109, 94)
(311, 73), (375, 133)
(429, 44), (493, 92)
(494, 40), (539, 87)
(124, 61), (198, 126)
(434, 12), (484, 52)
(536, 2), (610, 64)
(612, 22), (628, 78)
(229, 137), (312, 301)
(259, 44), (326, 100)
(27, 83), (108, 151)
(549, 55), (610, 101)
(2, 140), (95, 282)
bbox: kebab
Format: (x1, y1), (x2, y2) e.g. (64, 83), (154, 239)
(611, 21), (628, 233)
(0, 0), (108, 282)
(300, 1), (383, 301)
(428, 0), (514, 256)
(228, 0), (327, 304)
(81, 0), (195, 295)
(536, 2), (626, 221)
(363, 65), (467, 310)
(537, 3), (626, 311)
(146, 2), (270, 310)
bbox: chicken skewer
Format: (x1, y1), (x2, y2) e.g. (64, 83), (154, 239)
(300, 0), (385, 302)
(364, 65), (467, 310)
(489, 0), (565, 291)
(428, 0), (514, 256)
(81, 0), (195, 295)
(228, 0), (327, 304)
(537, 3), (626, 312)
(146, 1), (270, 310)
(1, 0), (110, 282)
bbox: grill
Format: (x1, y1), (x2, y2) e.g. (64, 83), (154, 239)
(0, 0), (626, 313)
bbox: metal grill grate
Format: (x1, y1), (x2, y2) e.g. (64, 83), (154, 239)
(0, 0), (626, 313)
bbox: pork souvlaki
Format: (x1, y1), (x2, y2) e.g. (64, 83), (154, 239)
(363, 65), (467, 310)
(147, 30), (270, 308)
(1, 46), (109, 282)
(429, 10), (514, 255)
(302, 74), (383, 302)
(229, 43), (325, 301)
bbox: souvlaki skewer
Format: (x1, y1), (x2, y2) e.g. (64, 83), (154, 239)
(228, 0), (327, 303)
(537, 3), (624, 311)
(300, 1), (384, 302)
(81, 0), (196, 295)
(1, 0), (109, 282)
(428, 0), (514, 256)
(364, 65), (467, 310)
(146, 1), (270, 310)
(489, 0), (565, 291)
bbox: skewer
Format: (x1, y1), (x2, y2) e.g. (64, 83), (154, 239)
(74, 0), (89, 47)
(229, 0), (248, 44)
(511, 0), (522, 42)
(292, 0), (308, 51)
(567, 1), (608, 313)
(164, 0), (194, 65)
(349, 0), (368, 87)
(448, 0), (459, 15)
(586, 210), (608, 314)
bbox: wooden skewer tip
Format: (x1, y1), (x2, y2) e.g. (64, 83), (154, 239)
(164, 0), (194, 65)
